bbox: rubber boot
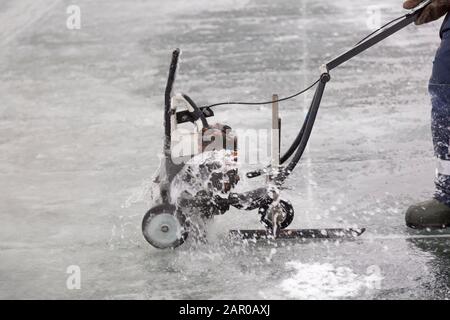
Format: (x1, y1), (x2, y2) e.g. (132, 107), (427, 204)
(407, 19), (450, 230)
(405, 199), (450, 229)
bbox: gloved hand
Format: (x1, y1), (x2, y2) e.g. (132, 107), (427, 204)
(403, 0), (450, 25)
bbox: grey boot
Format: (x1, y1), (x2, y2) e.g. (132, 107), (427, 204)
(405, 199), (450, 229)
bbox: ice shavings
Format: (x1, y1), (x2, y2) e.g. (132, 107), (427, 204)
(278, 261), (383, 299)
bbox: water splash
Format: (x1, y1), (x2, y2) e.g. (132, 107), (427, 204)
(274, 261), (382, 299)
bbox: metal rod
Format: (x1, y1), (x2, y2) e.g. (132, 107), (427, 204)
(326, 6), (427, 71)
(164, 49), (180, 153)
(271, 94), (280, 168)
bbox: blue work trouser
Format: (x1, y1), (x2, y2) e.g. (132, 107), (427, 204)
(431, 14), (450, 205)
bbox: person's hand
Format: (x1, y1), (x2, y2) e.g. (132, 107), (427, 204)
(403, 0), (450, 25)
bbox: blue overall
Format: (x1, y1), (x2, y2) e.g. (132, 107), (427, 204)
(431, 14), (450, 205)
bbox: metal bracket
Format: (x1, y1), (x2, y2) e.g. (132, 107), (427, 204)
(176, 107), (214, 124)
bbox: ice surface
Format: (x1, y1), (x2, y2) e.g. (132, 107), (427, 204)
(1, 0), (450, 299)
(263, 261), (384, 299)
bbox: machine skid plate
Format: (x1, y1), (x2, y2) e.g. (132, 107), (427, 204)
(229, 228), (366, 240)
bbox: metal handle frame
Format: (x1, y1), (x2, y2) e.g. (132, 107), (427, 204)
(278, 1), (431, 181)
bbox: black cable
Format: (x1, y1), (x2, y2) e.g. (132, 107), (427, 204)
(354, 14), (407, 46)
(203, 78), (320, 108)
(182, 94), (209, 128)
(280, 106), (310, 164)
(203, 11), (411, 110)
(354, 0), (430, 46)
(285, 80), (326, 175)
